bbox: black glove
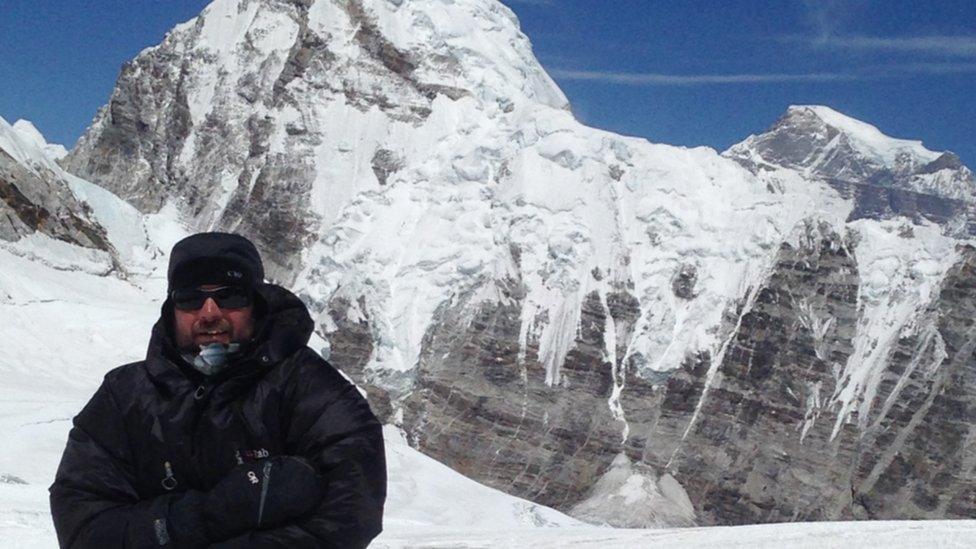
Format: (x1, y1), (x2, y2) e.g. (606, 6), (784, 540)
(201, 455), (326, 541)
(163, 490), (212, 549)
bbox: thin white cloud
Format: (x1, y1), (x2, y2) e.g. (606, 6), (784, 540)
(803, 0), (849, 39)
(883, 61), (976, 74)
(801, 0), (869, 40)
(816, 35), (976, 57)
(795, 2), (976, 57)
(548, 62), (976, 86)
(548, 69), (856, 86)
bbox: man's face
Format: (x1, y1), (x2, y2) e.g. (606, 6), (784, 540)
(173, 284), (255, 351)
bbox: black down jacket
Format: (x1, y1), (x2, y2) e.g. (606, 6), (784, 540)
(49, 284), (386, 548)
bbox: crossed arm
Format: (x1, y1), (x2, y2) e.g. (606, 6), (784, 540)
(49, 365), (386, 548)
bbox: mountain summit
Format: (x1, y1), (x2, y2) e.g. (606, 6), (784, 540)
(727, 105), (975, 202)
(63, 0), (566, 282)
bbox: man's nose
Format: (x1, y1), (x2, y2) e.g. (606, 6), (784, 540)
(198, 297), (222, 320)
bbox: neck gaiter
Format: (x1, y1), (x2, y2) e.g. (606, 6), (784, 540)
(181, 342), (241, 376)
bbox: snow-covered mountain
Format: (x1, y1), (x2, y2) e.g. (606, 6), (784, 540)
(16, 0), (976, 532)
(726, 106), (976, 237)
(3, 134), (976, 549)
(0, 110), (585, 547)
(727, 105), (975, 203)
(63, 0), (566, 284)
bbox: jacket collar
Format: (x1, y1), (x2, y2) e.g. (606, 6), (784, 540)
(143, 283), (314, 395)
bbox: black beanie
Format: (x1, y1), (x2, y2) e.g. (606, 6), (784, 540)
(167, 232), (265, 294)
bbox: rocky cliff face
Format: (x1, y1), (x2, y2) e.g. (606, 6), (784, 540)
(0, 117), (115, 265)
(62, 0), (976, 528)
(63, 0), (565, 284)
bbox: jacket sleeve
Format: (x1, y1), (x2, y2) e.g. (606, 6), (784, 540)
(208, 354), (387, 549)
(49, 381), (211, 548)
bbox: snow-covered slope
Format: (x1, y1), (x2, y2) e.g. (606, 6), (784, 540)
(8, 120), (68, 161)
(374, 520), (976, 549)
(0, 257), (583, 546)
(797, 105), (938, 167)
(0, 206), (972, 549)
(0, 114), (194, 282)
(1, 119), (585, 546)
(0, 116), (113, 256)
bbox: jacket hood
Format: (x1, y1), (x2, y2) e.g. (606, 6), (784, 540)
(144, 283), (314, 393)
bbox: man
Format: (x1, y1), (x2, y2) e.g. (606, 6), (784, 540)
(50, 232), (386, 548)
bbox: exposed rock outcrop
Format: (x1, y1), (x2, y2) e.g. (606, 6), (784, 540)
(0, 118), (112, 252)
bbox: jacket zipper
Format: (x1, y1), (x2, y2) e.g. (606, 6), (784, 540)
(186, 381), (211, 487)
(257, 460), (273, 527)
(160, 461), (178, 491)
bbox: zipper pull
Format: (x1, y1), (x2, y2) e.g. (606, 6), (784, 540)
(194, 384), (206, 400)
(257, 460), (273, 526)
(161, 461), (178, 491)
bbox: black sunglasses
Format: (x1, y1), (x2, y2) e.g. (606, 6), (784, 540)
(171, 286), (253, 311)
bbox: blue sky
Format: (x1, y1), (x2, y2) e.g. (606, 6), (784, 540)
(1, 0), (973, 166)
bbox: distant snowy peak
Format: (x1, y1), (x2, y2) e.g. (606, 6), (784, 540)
(725, 105), (974, 202)
(0, 117), (62, 175)
(10, 120), (68, 161)
(795, 105), (938, 167)
(729, 105), (938, 170)
(0, 116), (112, 255)
(0, 116), (176, 275)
